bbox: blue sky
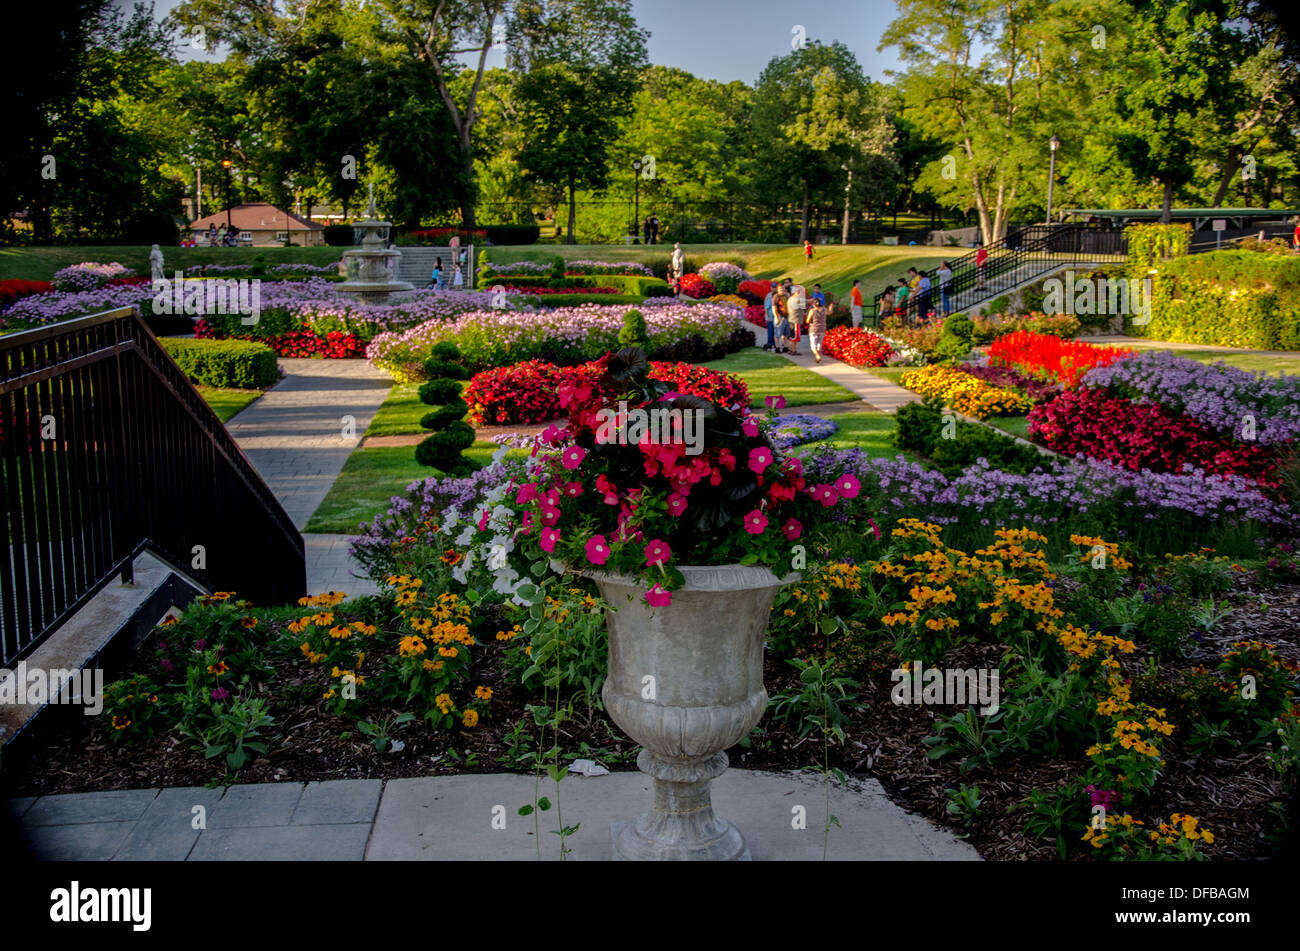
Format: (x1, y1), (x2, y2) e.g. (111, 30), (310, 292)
(140, 0), (907, 84)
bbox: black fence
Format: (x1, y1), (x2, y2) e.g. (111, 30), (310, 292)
(0, 307), (305, 666)
(873, 223), (1129, 323)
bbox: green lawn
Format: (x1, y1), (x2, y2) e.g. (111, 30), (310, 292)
(797, 410), (906, 459)
(304, 442), (509, 535)
(704, 349), (859, 409)
(864, 366), (909, 385)
(0, 246), (344, 281)
(983, 414), (1032, 441)
(365, 384), (428, 437)
(197, 386), (262, 423)
(482, 243), (952, 302)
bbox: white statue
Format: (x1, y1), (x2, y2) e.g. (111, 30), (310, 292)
(149, 244), (165, 282)
(670, 242), (684, 281)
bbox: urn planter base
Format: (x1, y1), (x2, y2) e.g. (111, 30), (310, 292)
(610, 751), (750, 861)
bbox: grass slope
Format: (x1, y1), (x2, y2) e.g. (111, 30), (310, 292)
(197, 386), (263, 423)
(703, 349), (860, 409)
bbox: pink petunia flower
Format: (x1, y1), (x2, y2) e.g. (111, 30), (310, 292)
(868, 518), (881, 541)
(764, 395), (787, 410)
(644, 539), (671, 567)
(562, 481), (583, 498)
(742, 418), (760, 437)
(516, 483), (539, 504)
(835, 474), (861, 499)
(782, 517), (803, 541)
(667, 493), (688, 517)
(539, 528), (560, 553)
(562, 446), (587, 470)
(585, 535), (610, 565)
(743, 510), (769, 534)
(748, 446), (773, 474)
(644, 584), (672, 608)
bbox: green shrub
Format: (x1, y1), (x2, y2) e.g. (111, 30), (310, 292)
(1130, 249), (1300, 349)
(618, 309), (648, 349)
(415, 343), (477, 474)
(1125, 222), (1191, 279)
(894, 398), (1044, 477)
(549, 255), (566, 282)
(160, 338), (278, 389)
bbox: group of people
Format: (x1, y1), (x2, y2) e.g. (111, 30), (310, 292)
(878, 259), (963, 323)
(428, 250), (469, 289)
(759, 277), (864, 364)
(188, 223), (241, 247)
(642, 215), (662, 245)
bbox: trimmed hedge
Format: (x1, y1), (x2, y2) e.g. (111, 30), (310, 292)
(1128, 250), (1300, 350)
(894, 398), (1046, 477)
(160, 338), (279, 389)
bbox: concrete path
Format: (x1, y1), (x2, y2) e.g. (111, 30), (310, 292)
(226, 358), (393, 597)
(5, 771), (980, 862)
(774, 347), (920, 414)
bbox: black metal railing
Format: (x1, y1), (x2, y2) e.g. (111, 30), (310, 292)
(0, 307), (305, 666)
(870, 223), (1129, 325)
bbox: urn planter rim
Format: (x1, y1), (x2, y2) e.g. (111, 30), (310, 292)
(551, 560), (800, 591)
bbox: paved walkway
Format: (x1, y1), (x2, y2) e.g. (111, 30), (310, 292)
(772, 345), (920, 413)
(5, 771), (980, 861)
(227, 359), (394, 596)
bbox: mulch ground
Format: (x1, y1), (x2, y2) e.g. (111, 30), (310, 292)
(5, 583), (1298, 861)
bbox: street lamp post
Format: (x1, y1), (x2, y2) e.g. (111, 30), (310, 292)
(1046, 134), (1061, 224)
(221, 158), (233, 232)
(632, 158), (642, 244)
(841, 163), (854, 245)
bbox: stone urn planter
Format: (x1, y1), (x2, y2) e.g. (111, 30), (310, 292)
(589, 564), (794, 861)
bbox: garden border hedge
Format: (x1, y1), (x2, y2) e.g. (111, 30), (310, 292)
(160, 337), (279, 389)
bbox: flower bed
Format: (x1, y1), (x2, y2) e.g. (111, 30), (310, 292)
(366, 302), (746, 380)
(462, 357), (749, 426)
(195, 320), (365, 358)
(987, 330), (1132, 388)
(822, 326), (894, 367)
(705, 294), (749, 308)
(882, 313), (1083, 356)
(737, 279), (773, 304)
(1082, 350), (1300, 446)
(0, 279), (53, 309)
(1028, 387), (1282, 488)
(678, 273), (717, 299)
(51, 261), (134, 291)
(744, 305), (767, 329)
(954, 363), (1063, 403)
(900, 365), (1034, 418)
(698, 262), (752, 294)
(501, 285), (619, 296)
(768, 414), (838, 449)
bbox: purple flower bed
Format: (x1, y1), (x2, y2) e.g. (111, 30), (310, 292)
(1082, 350), (1300, 446)
(768, 414), (838, 449)
(51, 262), (134, 291)
(956, 363), (1063, 403)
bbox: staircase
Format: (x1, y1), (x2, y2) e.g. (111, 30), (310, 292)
(394, 246), (475, 288)
(873, 223), (1128, 321)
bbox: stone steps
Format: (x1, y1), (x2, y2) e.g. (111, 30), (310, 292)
(394, 246), (475, 287)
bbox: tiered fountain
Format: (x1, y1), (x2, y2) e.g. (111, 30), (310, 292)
(337, 184), (413, 304)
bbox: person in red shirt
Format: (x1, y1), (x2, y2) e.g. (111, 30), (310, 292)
(850, 279), (864, 328)
(975, 243), (989, 290)
(803, 239), (813, 263)
(1294, 219), (1300, 251)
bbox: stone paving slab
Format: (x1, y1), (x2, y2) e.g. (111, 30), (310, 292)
(188, 823), (373, 861)
(9, 771), (981, 861)
(304, 534), (380, 598)
(775, 349), (920, 414)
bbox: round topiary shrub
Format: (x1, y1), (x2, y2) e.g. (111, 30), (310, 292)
(415, 344), (477, 474)
(944, 313), (975, 341)
(618, 309), (648, 349)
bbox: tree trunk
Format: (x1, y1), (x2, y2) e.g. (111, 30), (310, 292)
(1210, 150), (1238, 207)
(800, 179), (810, 243)
(458, 125), (478, 229)
(566, 178), (576, 245)
(1160, 180), (1174, 224)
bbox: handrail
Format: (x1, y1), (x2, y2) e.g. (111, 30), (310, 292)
(870, 223), (1129, 324)
(0, 307), (305, 666)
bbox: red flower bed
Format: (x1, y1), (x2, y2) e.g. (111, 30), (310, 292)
(988, 330), (1132, 389)
(502, 285), (619, 295)
(744, 305), (767, 329)
(194, 319), (364, 358)
(463, 357), (750, 426)
(105, 276), (152, 288)
(1028, 388), (1281, 487)
(738, 279), (773, 304)
(822, 325), (893, 368)
(678, 274), (718, 299)
(0, 279), (54, 308)
(407, 227), (488, 243)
